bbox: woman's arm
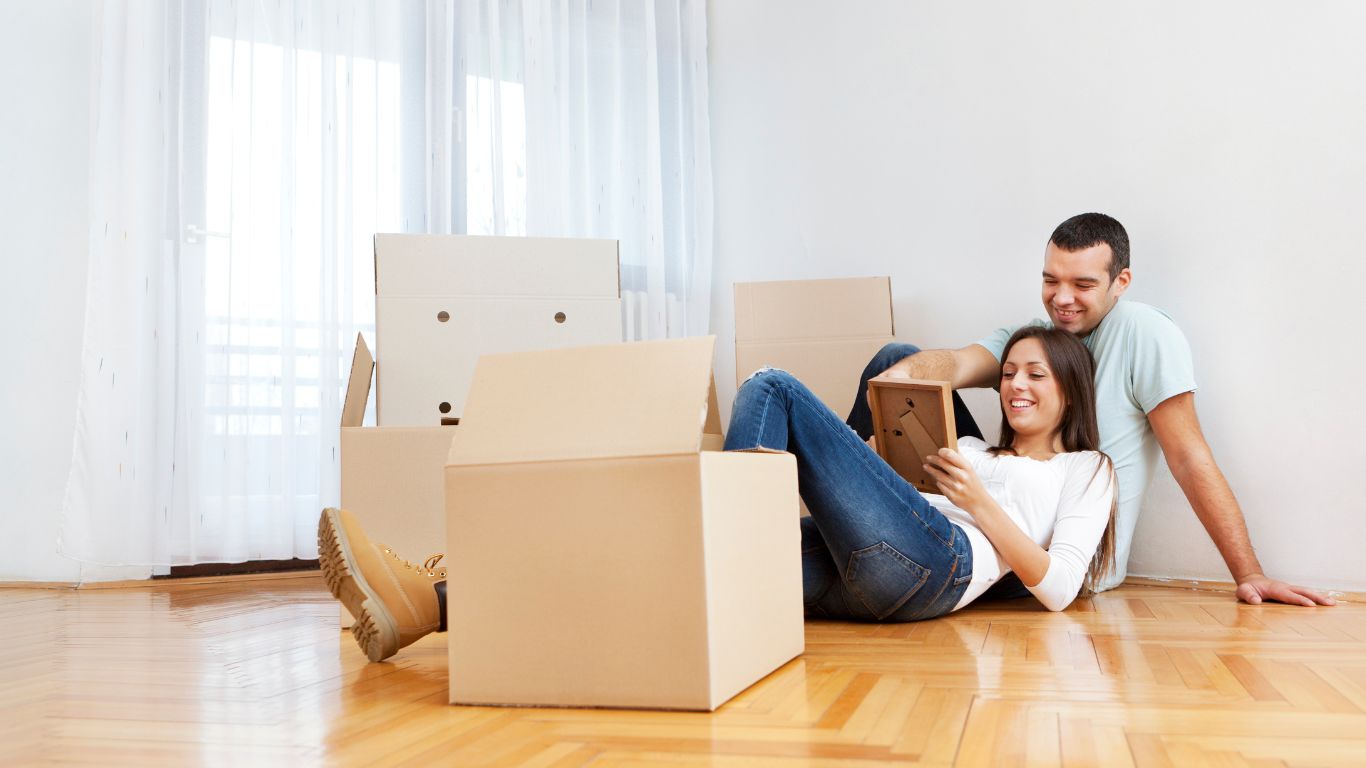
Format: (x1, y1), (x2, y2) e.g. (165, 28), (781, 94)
(923, 449), (1050, 585)
(925, 449), (1114, 611)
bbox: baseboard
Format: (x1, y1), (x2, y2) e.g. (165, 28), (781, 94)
(0, 581), (81, 590)
(6, 572), (1355, 602)
(1123, 576), (1359, 603)
(0, 570), (322, 591)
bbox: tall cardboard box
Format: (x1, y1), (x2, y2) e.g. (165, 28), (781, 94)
(338, 334), (455, 625)
(374, 234), (622, 426)
(444, 337), (804, 710)
(734, 277), (895, 419)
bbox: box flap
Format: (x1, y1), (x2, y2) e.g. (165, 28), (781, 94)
(447, 337), (720, 466)
(704, 376), (722, 437)
(734, 277), (893, 342)
(374, 233), (621, 298)
(342, 333), (374, 428)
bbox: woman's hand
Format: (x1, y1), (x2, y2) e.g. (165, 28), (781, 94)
(923, 448), (992, 513)
(924, 447), (1054, 599)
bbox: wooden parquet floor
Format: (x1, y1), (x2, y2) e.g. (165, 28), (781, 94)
(1, 575), (1363, 767)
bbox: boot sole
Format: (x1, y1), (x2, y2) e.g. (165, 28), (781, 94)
(317, 508), (401, 662)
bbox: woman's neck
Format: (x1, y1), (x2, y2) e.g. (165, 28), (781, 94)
(1009, 432), (1065, 461)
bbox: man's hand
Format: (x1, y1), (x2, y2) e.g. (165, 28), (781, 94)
(1235, 574), (1336, 606)
(1149, 393), (1336, 608)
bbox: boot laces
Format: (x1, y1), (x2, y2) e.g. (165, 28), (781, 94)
(379, 545), (448, 578)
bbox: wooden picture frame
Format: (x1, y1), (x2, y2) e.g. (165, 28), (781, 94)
(867, 376), (957, 494)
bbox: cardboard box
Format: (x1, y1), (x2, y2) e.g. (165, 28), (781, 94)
(374, 234), (623, 426)
(734, 277), (895, 419)
(444, 337), (804, 710)
(338, 334), (455, 626)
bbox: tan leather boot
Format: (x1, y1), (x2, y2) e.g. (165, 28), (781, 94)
(317, 508), (447, 662)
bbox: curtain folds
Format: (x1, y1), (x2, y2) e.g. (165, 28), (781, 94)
(62, 0), (713, 569)
(482, 0), (714, 339)
(62, 2), (183, 566)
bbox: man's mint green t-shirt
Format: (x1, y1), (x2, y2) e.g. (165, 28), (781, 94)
(975, 300), (1197, 590)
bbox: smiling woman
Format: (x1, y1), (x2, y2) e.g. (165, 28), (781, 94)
(724, 326), (1117, 619)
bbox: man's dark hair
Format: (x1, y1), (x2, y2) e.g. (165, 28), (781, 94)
(1049, 213), (1130, 282)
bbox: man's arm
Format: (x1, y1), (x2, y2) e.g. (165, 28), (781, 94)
(879, 344), (1000, 390)
(1148, 392), (1334, 606)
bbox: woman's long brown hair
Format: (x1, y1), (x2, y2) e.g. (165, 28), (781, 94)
(989, 326), (1117, 592)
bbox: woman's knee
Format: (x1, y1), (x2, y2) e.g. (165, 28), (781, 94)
(740, 366), (800, 394)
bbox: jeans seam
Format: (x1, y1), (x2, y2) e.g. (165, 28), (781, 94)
(737, 371), (777, 452)
(909, 551), (960, 621)
(755, 390), (772, 451)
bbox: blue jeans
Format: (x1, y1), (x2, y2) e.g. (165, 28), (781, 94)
(724, 368), (973, 621)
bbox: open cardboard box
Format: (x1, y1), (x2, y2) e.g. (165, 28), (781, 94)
(444, 336), (804, 710)
(337, 334), (455, 626)
(374, 234), (623, 427)
(735, 276), (895, 419)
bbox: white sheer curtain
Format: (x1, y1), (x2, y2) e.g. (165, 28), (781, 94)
(63, 0), (712, 568)
(62, 2), (184, 566)
(456, 0), (714, 339)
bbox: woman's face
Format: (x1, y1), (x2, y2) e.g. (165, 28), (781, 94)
(1000, 337), (1066, 438)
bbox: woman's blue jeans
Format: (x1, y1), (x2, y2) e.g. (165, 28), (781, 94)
(724, 365), (973, 621)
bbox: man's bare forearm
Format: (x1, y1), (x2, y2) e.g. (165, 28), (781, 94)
(1149, 392), (1333, 606)
(1166, 447), (1263, 582)
(880, 349), (957, 381)
(1149, 393), (1262, 581)
(880, 345), (1001, 391)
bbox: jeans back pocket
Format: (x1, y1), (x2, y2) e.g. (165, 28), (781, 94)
(845, 541), (930, 620)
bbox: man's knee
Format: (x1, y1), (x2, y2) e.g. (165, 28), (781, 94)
(866, 342), (922, 376)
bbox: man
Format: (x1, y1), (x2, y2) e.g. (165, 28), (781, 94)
(848, 213), (1332, 606)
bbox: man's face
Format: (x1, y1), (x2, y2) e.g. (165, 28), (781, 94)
(1041, 242), (1130, 336)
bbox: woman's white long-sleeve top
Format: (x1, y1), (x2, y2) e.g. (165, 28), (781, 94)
(924, 437), (1116, 612)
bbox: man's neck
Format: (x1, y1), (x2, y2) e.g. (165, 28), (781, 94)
(1080, 298), (1123, 340)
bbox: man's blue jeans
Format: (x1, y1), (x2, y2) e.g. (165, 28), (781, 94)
(724, 367), (973, 621)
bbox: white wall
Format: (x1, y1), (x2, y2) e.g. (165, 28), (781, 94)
(709, 1), (1366, 591)
(0, 2), (141, 582)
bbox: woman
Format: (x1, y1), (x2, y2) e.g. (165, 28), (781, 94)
(726, 326), (1116, 619)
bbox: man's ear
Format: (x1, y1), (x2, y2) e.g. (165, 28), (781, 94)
(1110, 268), (1132, 298)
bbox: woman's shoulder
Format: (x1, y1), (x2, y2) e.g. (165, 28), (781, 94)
(956, 436), (993, 455)
(1059, 450), (1116, 491)
(1060, 449), (1109, 468)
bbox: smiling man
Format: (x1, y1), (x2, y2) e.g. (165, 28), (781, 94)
(847, 213), (1333, 605)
